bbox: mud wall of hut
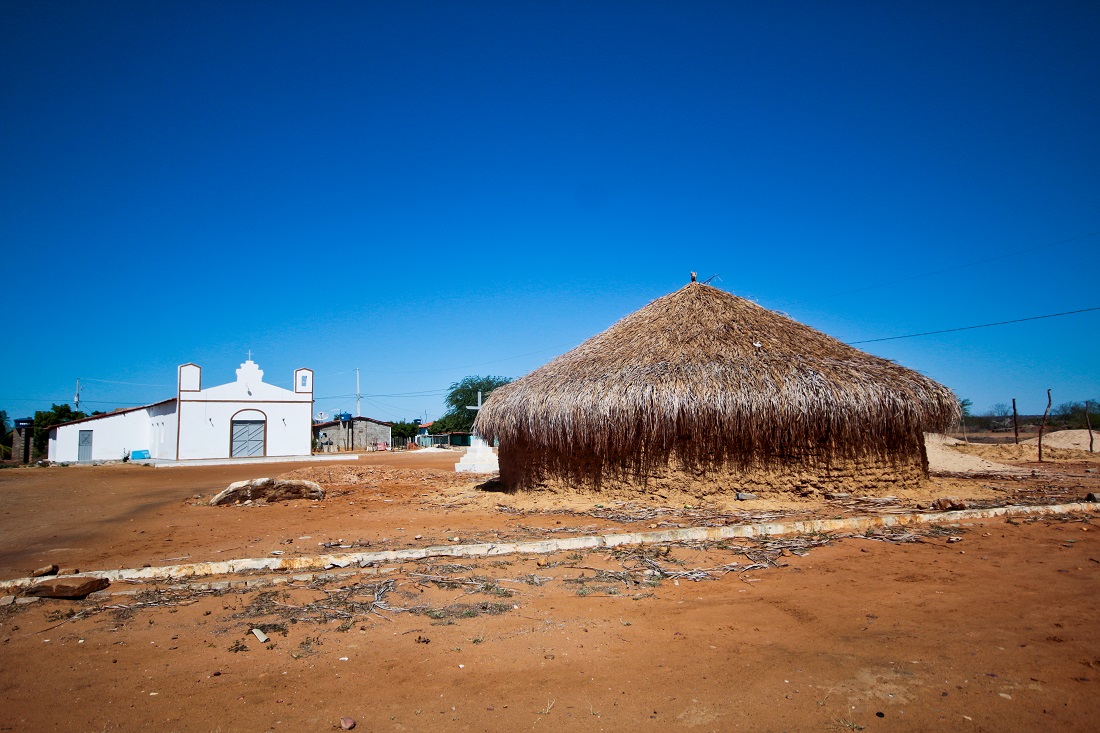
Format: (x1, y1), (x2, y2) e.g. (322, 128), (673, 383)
(498, 443), (928, 500)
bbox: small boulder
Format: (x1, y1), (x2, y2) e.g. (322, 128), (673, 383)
(735, 492), (758, 501)
(339, 717), (357, 730)
(267, 479), (325, 503)
(31, 564), (59, 578)
(932, 497), (969, 511)
(25, 576), (110, 599)
(210, 478), (324, 506)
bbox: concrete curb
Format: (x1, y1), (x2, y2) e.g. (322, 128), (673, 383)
(1, 502), (1095, 592)
(148, 454), (359, 468)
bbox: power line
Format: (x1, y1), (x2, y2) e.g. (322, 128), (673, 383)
(356, 341), (581, 375)
(350, 230), (1099, 373)
(314, 390), (448, 400)
(849, 306), (1100, 345)
(9, 305), (1096, 413)
(0, 397), (71, 404)
(80, 378), (172, 387)
(358, 397), (411, 421)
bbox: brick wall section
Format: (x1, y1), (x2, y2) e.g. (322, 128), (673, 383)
(11, 427), (32, 463)
(314, 419), (392, 452)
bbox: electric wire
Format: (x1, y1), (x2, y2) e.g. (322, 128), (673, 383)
(79, 378), (172, 387)
(848, 306), (1100, 345)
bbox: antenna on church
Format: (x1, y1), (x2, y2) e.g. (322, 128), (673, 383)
(702, 273), (722, 285)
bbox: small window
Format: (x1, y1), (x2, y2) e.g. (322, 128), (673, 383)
(300, 375), (308, 387)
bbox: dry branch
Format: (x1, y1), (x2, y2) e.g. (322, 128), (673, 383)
(1039, 389), (1053, 462)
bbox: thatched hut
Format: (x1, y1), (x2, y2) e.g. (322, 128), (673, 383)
(474, 282), (958, 499)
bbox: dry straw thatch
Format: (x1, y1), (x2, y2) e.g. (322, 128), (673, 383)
(475, 282), (959, 492)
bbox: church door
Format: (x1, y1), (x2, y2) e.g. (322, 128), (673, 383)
(231, 420), (265, 457)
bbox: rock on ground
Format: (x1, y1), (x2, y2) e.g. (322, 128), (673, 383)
(25, 576), (110, 599)
(209, 478), (324, 506)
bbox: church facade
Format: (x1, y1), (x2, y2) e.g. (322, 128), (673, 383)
(48, 359), (314, 463)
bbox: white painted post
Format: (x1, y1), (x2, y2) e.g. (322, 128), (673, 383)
(456, 390), (499, 473)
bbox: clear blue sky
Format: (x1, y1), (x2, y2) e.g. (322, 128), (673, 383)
(2, 1), (1097, 422)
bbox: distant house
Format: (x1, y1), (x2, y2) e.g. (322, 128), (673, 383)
(48, 359), (314, 463)
(415, 429), (472, 448)
(313, 416), (393, 452)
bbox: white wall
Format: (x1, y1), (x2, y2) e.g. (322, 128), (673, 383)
(148, 400), (178, 459)
(176, 400), (312, 458)
(46, 360), (312, 463)
(49, 408), (158, 463)
(175, 360), (313, 459)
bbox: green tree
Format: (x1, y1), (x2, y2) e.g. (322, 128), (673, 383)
(389, 420), (420, 444)
(958, 397), (973, 418)
(33, 403), (86, 455)
(427, 412), (465, 434)
(1053, 399), (1100, 429)
(435, 375), (512, 433)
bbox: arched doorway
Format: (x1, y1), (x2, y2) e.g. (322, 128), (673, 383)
(230, 409), (266, 457)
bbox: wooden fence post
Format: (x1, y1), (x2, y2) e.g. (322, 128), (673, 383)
(1086, 400), (1094, 453)
(1012, 398), (1019, 445)
(1038, 389), (1052, 462)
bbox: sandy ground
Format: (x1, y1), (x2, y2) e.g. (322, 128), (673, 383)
(2, 445), (1099, 732)
(924, 434), (1024, 475)
(1022, 429), (1097, 451)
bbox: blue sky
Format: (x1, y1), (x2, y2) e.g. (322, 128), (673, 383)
(2, 1), (1097, 422)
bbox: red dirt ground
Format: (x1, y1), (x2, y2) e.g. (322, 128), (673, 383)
(1, 449), (1099, 732)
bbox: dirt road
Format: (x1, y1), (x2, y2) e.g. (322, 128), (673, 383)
(1, 449), (1099, 731)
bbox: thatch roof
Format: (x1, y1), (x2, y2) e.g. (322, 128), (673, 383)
(475, 282), (958, 475)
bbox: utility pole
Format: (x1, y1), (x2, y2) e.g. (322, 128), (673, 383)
(355, 368), (361, 418)
(74, 378), (81, 410)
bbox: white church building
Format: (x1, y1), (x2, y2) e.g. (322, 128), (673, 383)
(48, 359), (314, 463)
